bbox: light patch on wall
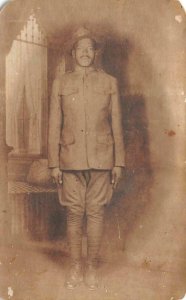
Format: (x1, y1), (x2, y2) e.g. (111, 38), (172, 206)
(175, 15), (183, 22)
(8, 287), (13, 298)
(171, 294), (186, 300)
(179, 294), (186, 300)
(0, 0), (10, 10)
(177, 0), (186, 12)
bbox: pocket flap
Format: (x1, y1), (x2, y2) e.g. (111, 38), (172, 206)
(61, 86), (79, 96)
(97, 133), (114, 144)
(93, 86), (110, 95)
(60, 132), (75, 146)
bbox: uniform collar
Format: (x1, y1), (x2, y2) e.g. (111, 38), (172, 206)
(74, 64), (97, 75)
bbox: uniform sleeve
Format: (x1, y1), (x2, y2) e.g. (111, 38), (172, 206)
(111, 77), (125, 167)
(48, 77), (62, 168)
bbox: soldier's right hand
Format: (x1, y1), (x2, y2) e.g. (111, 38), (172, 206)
(51, 168), (63, 185)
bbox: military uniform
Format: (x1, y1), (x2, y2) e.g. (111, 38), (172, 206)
(48, 28), (125, 289)
(48, 65), (125, 170)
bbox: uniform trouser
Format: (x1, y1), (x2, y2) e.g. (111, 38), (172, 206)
(59, 170), (113, 264)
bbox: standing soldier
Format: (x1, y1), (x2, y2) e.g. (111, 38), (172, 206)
(48, 27), (125, 290)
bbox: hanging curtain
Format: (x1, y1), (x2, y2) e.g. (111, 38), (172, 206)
(6, 14), (47, 155)
(6, 39), (24, 153)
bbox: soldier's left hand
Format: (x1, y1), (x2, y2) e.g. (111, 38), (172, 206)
(111, 167), (123, 189)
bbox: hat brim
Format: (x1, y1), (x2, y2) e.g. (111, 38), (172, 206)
(65, 34), (102, 54)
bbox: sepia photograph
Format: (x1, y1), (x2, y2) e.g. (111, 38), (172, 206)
(0, 0), (186, 299)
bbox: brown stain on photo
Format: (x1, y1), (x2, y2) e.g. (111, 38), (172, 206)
(164, 130), (176, 137)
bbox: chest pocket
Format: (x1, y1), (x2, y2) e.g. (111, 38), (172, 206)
(61, 86), (79, 96)
(92, 85), (111, 109)
(93, 85), (111, 96)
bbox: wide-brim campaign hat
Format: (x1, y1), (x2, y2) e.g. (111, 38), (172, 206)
(65, 26), (102, 53)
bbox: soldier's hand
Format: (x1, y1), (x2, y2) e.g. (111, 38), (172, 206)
(111, 167), (123, 189)
(51, 167), (63, 185)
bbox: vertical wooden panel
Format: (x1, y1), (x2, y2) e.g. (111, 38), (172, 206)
(0, 51), (10, 244)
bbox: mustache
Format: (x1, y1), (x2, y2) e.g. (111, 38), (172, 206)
(80, 56), (91, 59)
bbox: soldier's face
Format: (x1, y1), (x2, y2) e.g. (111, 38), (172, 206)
(72, 38), (96, 67)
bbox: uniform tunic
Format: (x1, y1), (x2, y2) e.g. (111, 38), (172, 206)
(48, 66), (125, 171)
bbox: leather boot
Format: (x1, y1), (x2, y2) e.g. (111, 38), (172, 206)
(85, 207), (105, 290)
(65, 209), (84, 289)
(65, 260), (83, 289)
(84, 261), (98, 290)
